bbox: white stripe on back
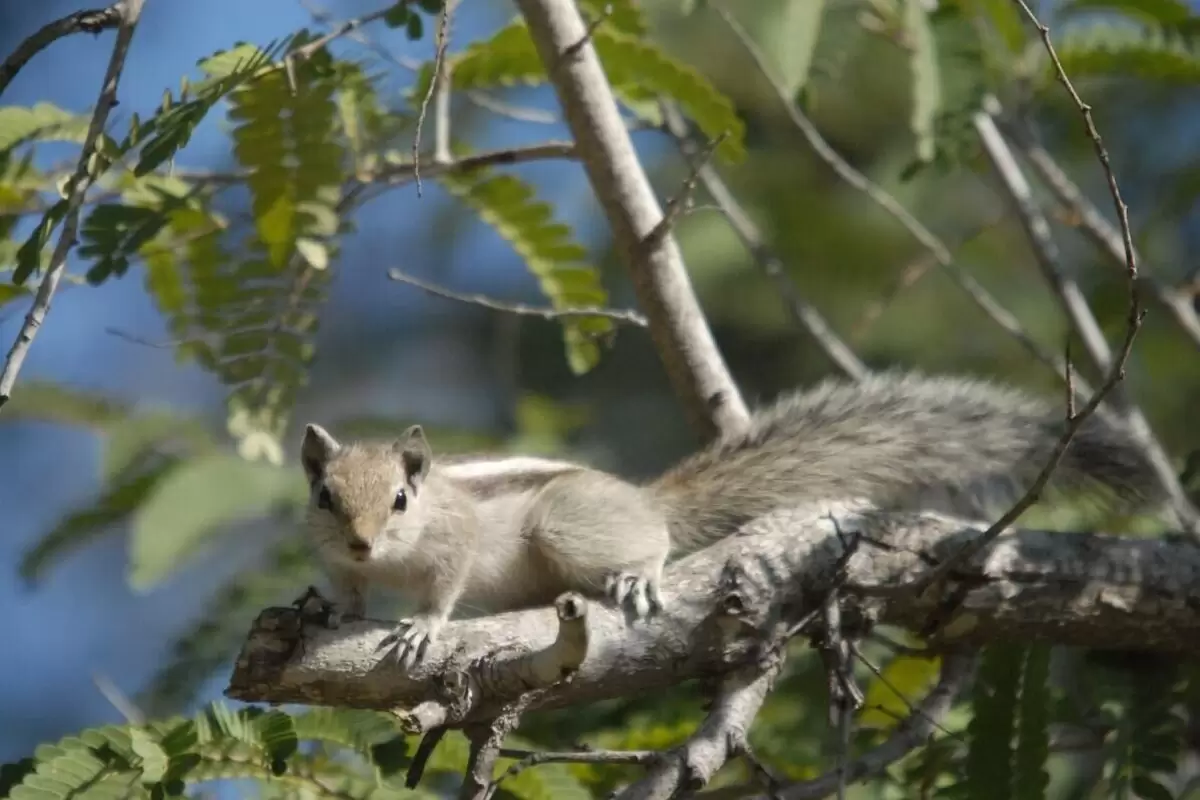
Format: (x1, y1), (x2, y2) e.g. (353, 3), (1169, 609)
(441, 457), (580, 480)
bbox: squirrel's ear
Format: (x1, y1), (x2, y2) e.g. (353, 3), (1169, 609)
(395, 425), (431, 489)
(301, 423), (340, 484)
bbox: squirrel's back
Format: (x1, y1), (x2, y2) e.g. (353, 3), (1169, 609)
(651, 372), (1165, 550)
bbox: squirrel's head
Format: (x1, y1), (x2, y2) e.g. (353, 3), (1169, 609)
(300, 423), (433, 564)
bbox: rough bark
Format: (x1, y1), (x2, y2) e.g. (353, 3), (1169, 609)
(227, 501), (1200, 725)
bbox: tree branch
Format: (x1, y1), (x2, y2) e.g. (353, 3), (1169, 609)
(999, 114), (1200, 354)
(771, 651), (975, 800)
(711, 4), (1074, 391)
(658, 102), (869, 383)
(511, 0), (749, 440)
(616, 659), (784, 800)
(973, 100), (1198, 535)
(388, 269), (648, 326)
(0, 0), (146, 410)
(0, 5), (124, 98)
(226, 502), (1200, 726)
(363, 141), (579, 185)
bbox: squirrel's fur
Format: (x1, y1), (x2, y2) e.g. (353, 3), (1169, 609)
(300, 372), (1165, 667)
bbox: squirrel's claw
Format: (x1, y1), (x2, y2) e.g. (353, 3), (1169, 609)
(604, 571), (663, 620)
(377, 614), (442, 670)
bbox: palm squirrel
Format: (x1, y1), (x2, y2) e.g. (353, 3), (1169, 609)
(299, 372), (1166, 667)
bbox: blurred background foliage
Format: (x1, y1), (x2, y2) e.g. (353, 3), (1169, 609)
(2, 0), (1200, 797)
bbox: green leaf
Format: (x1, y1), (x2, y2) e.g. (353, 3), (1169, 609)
(964, 644), (1021, 800)
(228, 47), (344, 269)
(21, 453), (183, 586)
(0, 282), (29, 306)
(1052, 21), (1200, 83)
(130, 729), (168, 785)
(13, 198), (67, 284)
(579, 0), (648, 35)
(905, 0), (942, 163)
(857, 653), (942, 731)
(1060, 0), (1198, 29)
(414, 21), (745, 162)
(384, 2), (412, 28)
(133, 43), (278, 176)
(751, 0), (827, 96)
(1014, 646), (1050, 800)
(9, 724), (142, 800)
(438, 167), (614, 374)
(0, 380), (129, 428)
(406, 13), (424, 40)
(129, 452), (306, 590)
(0, 103), (91, 152)
(140, 539), (318, 715)
(79, 202), (176, 284)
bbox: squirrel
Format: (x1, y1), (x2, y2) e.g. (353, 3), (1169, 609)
(299, 372), (1167, 668)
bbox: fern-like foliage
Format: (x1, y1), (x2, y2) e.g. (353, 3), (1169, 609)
(962, 645), (1021, 800)
(952, 644), (1052, 800)
(1098, 658), (1185, 800)
(412, 20), (745, 162)
(2, 703), (597, 800)
(438, 166), (615, 374)
(1050, 20), (1200, 83)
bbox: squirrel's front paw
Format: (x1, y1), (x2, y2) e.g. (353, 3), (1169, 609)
(377, 614), (443, 670)
(604, 571), (663, 620)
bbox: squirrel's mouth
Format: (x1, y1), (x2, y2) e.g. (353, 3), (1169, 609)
(348, 541), (371, 560)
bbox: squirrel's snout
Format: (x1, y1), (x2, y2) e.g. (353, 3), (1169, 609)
(348, 539), (371, 560)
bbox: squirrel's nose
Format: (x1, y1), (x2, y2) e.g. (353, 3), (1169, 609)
(348, 540), (371, 559)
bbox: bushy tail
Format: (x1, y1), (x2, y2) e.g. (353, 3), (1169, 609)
(650, 372), (1166, 552)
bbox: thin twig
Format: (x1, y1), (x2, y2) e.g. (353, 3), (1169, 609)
(388, 268), (648, 326)
(365, 141), (579, 185)
(711, 4), (1072, 391)
(850, 219), (1000, 341)
(92, 672), (145, 725)
(487, 747), (656, 798)
(643, 131), (727, 249)
(286, 3), (395, 63)
(0, 5), (123, 98)
(658, 102), (869, 382)
(1001, 114), (1200, 353)
(0, 0), (146, 410)
(774, 652), (975, 800)
(974, 98), (1197, 534)
(413, 0), (456, 195)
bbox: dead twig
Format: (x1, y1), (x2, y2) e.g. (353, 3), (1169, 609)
(388, 269), (647, 326)
(0, 0), (146, 410)
(658, 102), (869, 382)
(0, 5), (123, 98)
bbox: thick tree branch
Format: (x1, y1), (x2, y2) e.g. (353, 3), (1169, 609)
(226, 502), (1200, 726)
(0, 0), (145, 410)
(0, 5), (124, 98)
(617, 659), (784, 800)
(511, 0), (749, 440)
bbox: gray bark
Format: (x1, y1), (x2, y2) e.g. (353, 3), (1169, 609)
(227, 501), (1200, 726)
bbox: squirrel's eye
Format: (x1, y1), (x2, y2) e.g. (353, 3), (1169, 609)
(392, 488), (407, 512)
(317, 487), (333, 511)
